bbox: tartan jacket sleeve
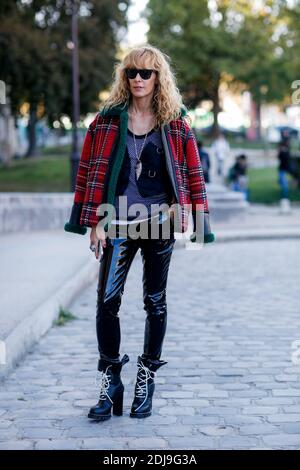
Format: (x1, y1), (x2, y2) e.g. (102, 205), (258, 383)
(184, 123), (215, 244)
(64, 120), (96, 235)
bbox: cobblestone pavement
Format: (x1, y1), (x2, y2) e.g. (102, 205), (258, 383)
(0, 239), (300, 450)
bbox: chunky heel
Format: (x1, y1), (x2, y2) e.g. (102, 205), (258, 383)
(113, 391), (124, 416)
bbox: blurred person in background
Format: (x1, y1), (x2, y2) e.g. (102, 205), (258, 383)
(277, 139), (292, 203)
(277, 135), (294, 214)
(197, 139), (211, 183)
(228, 154), (249, 201)
(211, 131), (231, 181)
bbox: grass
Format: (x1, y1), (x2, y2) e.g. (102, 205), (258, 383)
(41, 144), (71, 156)
(0, 151), (71, 192)
(195, 133), (278, 150)
(54, 306), (77, 326)
(228, 141), (275, 150)
(247, 167), (300, 204)
(1, 147), (300, 204)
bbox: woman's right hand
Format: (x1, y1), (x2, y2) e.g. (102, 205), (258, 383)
(90, 225), (107, 259)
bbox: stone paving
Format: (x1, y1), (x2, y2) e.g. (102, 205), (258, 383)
(0, 239), (300, 450)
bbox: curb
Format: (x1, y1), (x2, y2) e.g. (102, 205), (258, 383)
(0, 256), (99, 381)
(214, 229), (300, 243)
(174, 228), (300, 247)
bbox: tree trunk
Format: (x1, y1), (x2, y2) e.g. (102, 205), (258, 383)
(211, 79), (220, 138)
(25, 104), (38, 158)
(247, 95), (261, 141)
(256, 100), (261, 141)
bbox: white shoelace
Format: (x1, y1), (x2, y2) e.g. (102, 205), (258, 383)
(135, 362), (156, 398)
(94, 366), (113, 403)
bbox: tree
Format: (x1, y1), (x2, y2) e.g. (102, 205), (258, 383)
(278, 0), (300, 103)
(0, 0), (129, 156)
(146, 0), (293, 137)
(220, 0), (292, 139)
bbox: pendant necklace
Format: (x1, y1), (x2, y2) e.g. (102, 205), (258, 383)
(130, 116), (150, 180)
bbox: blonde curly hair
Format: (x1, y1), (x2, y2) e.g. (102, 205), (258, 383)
(101, 44), (186, 127)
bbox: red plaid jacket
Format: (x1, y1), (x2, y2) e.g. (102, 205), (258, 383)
(64, 103), (214, 241)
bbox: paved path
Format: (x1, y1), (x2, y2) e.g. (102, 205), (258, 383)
(0, 229), (89, 339)
(1, 205), (299, 343)
(0, 239), (300, 450)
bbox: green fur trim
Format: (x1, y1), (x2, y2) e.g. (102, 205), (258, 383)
(64, 222), (87, 235)
(103, 109), (129, 232)
(180, 106), (188, 117)
(190, 232), (215, 244)
(100, 103), (128, 117)
(100, 103), (187, 119)
(204, 233), (215, 243)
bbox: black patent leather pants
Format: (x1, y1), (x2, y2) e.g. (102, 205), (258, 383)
(96, 215), (176, 363)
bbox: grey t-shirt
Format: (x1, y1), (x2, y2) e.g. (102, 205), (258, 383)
(111, 128), (170, 224)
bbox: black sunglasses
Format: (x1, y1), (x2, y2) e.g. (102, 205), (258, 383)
(126, 68), (155, 80)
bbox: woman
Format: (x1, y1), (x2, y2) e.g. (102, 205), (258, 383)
(65, 45), (214, 421)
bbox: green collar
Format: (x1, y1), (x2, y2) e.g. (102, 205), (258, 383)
(100, 102), (129, 117)
(100, 102), (187, 118)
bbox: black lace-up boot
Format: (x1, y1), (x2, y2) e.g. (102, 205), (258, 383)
(130, 355), (168, 419)
(88, 353), (130, 421)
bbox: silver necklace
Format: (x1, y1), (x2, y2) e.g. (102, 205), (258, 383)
(130, 116), (151, 180)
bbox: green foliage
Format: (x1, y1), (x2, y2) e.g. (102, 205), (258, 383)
(280, 2), (300, 90)
(0, 0), (129, 124)
(248, 167), (300, 203)
(146, 0), (296, 112)
(147, 0), (216, 106)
